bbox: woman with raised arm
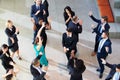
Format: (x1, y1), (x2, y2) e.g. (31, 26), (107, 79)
(33, 22), (48, 68)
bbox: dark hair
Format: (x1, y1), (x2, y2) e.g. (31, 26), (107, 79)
(2, 44), (8, 49)
(32, 58), (39, 66)
(75, 59), (86, 73)
(103, 31), (109, 37)
(66, 27), (72, 32)
(116, 64), (120, 69)
(64, 6), (75, 16)
(6, 74), (13, 80)
(102, 16), (108, 22)
(34, 37), (39, 45)
(34, 37), (43, 45)
(64, 6), (72, 12)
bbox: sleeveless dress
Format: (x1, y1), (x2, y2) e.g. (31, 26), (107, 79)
(34, 44), (48, 66)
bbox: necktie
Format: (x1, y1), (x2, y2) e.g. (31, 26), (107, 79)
(98, 39), (104, 53)
(98, 24), (102, 33)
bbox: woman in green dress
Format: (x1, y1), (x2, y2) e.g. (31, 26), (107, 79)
(33, 22), (48, 67)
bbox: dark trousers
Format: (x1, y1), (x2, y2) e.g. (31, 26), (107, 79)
(66, 51), (71, 60)
(105, 77), (112, 80)
(97, 56), (106, 74)
(94, 36), (99, 52)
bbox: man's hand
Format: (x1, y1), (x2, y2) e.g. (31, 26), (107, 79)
(101, 58), (106, 64)
(63, 47), (67, 53)
(91, 24), (96, 29)
(35, 10), (40, 15)
(78, 19), (83, 25)
(88, 11), (93, 16)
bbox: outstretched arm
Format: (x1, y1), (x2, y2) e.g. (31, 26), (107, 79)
(36, 22), (45, 39)
(88, 11), (100, 23)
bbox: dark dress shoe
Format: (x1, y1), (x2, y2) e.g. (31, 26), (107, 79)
(96, 68), (100, 72)
(99, 73), (103, 78)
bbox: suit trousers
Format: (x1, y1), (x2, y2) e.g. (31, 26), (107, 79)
(97, 56), (106, 74)
(66, 51), (71, 60)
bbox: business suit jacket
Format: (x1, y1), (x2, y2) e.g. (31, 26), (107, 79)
(89, 15), (110, 42)
(68, 21), (82, 42)
(0, 50), (14, 70)
(30, 55), (46, 80)
(31, 3), (45, 19)
(105, 62), (119, 80)
(97, 38), (112, 58)
(68, 58), (86, 80)
(62, 33), (77, 52)
(5, 25), (18, 43)
(30, 65), (46, 80)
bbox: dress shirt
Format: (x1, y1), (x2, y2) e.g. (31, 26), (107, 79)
(98, 38), (108, 53)
(113, 72), (120, 80)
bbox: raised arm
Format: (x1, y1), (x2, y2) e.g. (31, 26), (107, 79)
(89, 11), (100, 23)
(36, 22), (45, 39)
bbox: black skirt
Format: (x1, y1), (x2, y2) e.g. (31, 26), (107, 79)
(8, 37), (19, 52)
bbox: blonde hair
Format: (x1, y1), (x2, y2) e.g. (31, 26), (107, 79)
(6, 20), (13, 27)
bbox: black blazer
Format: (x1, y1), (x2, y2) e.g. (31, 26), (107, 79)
(5, 25), (18, 43)
(105, 62), (120, 80)
(68, 58), (86, 80)
(97, 38), (112, 58)
(68, 21), (82, 42)
(62, 33), (77, 52)
(30, 65), (46, 80)
(0, 50), (14, 70)
(30, 55), (46, 80)
(90, 15), (110, 34)
(89, 15), (110, 41)
(31, 3), (45, 19)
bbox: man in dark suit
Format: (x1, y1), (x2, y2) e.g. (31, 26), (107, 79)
(31, 0), (46, 24)
(101, 59), (120, 80)
(31, 0), (46, 43)
(68, 16), (82, 42)
(96, 32), (112, 78)
(30, 55), (47, 80)
(89, 11), (110, 56)
(68, 57), (86, 80)
(62, 28), (78, 61)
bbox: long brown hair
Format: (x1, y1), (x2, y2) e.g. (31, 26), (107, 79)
(34, 37), (39, 45)
(34, 36), (43, 45)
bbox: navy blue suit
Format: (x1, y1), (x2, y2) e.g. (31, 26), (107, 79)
(31, 3), (45, 24)
(105, 63), (118, 80)
(30, 55), (46, 80)
(68, 21), (82, 42)
(89, 15), (110, 52)
(97, 38), (112, 74)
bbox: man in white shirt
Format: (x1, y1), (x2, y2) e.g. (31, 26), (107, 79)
(101, 59), (120, 80)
